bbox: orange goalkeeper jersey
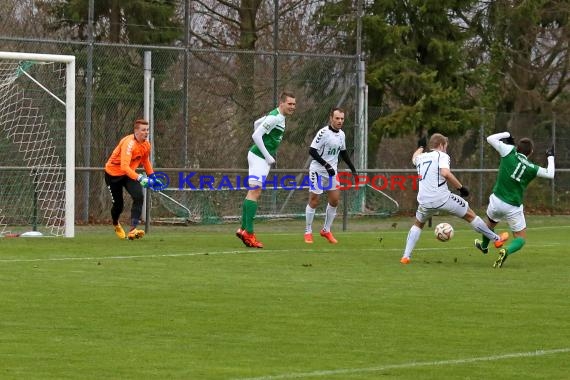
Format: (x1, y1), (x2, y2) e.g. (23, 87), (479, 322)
(105, 134), (154, 180)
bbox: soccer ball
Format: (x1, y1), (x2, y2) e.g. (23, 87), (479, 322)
(434, 222), (454, 242)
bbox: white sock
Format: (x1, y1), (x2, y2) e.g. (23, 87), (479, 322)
(403, 225), (422, 258)
(470, 216), (499, 241)
(305, 205), (316, 234)
(322, 203), (337, 232)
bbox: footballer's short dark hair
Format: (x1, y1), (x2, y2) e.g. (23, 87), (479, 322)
(517, 138), (534, 157)
(330, 107), (345, 117)
(279, 91), (295, 102)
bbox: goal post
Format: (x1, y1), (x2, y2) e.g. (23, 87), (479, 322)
(0, 51), (75, 237)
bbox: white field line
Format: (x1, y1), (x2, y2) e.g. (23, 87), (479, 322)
(270, 224), (570, 236)
(233, 347), (570, 380)
(0, 243), (561, 264)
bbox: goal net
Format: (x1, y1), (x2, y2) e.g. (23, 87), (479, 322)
(0, 52), (75, 237)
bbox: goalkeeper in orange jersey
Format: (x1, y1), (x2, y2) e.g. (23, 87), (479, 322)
(104, 118), (160, 240)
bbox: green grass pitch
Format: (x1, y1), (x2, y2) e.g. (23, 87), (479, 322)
(1, 216), (569, 379)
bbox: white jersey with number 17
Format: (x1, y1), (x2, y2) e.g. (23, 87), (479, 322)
(413, 150), (452, 207)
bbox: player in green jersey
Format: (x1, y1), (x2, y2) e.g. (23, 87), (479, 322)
(236, 91), (296, 248)
(474, 132), (555, 268)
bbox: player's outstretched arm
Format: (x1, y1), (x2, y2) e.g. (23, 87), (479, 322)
(537, 146), (555, 179)
(487, 132), (513, 157)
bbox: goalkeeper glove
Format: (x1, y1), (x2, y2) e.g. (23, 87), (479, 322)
(546, 145), (555, 158)
(148, 173), (166, 190)
(500, 136), (515, 145)
(137, 174), (155, 189)
(324, 163), (336, 177)
(458, 186), (470, 197)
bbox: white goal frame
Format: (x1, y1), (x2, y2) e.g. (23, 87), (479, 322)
(0, 51), (75, 237)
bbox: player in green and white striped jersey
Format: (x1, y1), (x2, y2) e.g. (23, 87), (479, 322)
(236, 91), (297, 248)
(475, 132), (555, 268)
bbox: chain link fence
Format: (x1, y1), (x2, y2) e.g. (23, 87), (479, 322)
(0, 38), (362, 224)
(1, 0), (568, 227)
(372, 109), (570, 214)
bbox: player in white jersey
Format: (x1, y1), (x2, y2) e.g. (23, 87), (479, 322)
(304, 108), (357, 244)
(400, 133), (508, 264)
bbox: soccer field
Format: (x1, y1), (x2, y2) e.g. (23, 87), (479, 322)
(1, 216), (569, 379)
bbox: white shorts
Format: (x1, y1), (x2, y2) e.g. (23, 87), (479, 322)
(308, 170), (339, 195)
(247, 151), (270, 187)
(486, 193), (526, 232)
(416, 193), (469, 223)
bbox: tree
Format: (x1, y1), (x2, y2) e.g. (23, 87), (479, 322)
(187, 0), (345, 168)
(313, 0), (483, 163)
(0, 0), (50, 38)
(39, 0), (182, 43)
(365, 0), (482, 143)
(467, 0), (570, 115)
(188, 1), (317, 117)
(37, 0), (183, 146)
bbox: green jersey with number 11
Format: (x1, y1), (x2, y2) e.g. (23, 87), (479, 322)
(493, 147), (539, 206)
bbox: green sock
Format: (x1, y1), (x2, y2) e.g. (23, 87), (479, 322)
(244, 199), (258, 233)
(241, 200), (247, 230)
(506, 237), (525, 255)
(481, 235), (490, 249)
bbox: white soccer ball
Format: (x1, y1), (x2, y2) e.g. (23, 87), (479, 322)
(434, 222), (454, 242)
